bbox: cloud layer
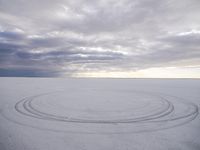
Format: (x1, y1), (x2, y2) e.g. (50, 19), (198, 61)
(0, 0), (200, 77)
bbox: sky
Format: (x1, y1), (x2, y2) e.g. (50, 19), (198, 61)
(0, 0), (200, 78)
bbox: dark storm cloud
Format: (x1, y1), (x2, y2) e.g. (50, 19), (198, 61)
(0, 0), (200, 76)
(0, 42), (23, 50)
(0, 30), (25, 41)
(160, 32), (200, 47)
(0, 68), (61, 77)
(15, 49), (124, 61)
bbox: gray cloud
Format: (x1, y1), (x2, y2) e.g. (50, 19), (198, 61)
(0, 0), (200, 77)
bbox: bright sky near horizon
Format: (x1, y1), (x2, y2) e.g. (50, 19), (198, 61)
(0, 0), (200, 78)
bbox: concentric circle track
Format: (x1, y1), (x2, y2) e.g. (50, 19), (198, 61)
(2, 90), (199, 134)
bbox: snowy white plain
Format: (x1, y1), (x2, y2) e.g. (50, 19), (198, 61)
(0, 78), (200, 150)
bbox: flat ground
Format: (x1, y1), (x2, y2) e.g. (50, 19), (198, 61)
(0, 78), (200, 150)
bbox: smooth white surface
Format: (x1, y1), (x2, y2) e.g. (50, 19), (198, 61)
(0, 78), (200, 150)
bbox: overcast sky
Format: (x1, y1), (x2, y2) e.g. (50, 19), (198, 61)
(0, 0), (200, 77)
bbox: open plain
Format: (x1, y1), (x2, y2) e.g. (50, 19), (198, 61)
(0, 78), (200, 150)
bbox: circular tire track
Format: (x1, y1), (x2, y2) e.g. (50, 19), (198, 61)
(2, 91), (199, 134)
(15, 96), (174, 124)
